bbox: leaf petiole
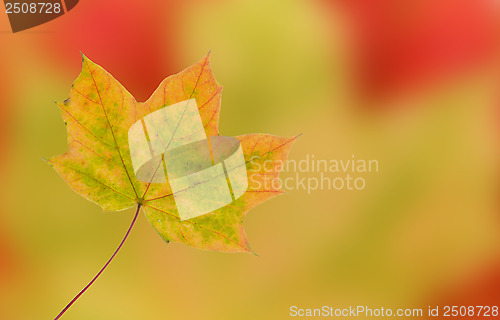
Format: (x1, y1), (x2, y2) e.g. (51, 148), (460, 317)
(53, 204), (142, 320)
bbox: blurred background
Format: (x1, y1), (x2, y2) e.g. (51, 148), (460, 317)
(1, 0), (500, 319)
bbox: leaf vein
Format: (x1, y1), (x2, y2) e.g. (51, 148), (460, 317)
(84, 59), (139, 199)
(48, 159), (135, 201)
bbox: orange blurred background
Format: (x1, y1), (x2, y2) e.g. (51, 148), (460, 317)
(1, 0), (500, 319)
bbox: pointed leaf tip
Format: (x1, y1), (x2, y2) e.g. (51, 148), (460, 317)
(202, 50), (212, 64)
(80, 52), (94, 65)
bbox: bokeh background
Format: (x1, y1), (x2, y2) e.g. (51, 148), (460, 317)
(1, 0), (500, 319)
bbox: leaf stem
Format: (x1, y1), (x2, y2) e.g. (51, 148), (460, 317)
(53, 204), (142, 320)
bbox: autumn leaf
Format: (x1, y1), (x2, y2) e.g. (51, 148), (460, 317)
(46, 53), (297, 253)
(46, 53), (297, 319)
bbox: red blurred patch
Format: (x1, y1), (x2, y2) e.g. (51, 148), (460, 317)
(322, 0), (500, 104)
(432, 260), (500, 318)
(36, 0), (191, 101)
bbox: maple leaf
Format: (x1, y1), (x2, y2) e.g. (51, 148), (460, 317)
(46, 53), (297, 319)
(46, 53), (297, 253)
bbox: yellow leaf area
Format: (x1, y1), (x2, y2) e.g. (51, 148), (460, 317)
(46, 53), (297, 253)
